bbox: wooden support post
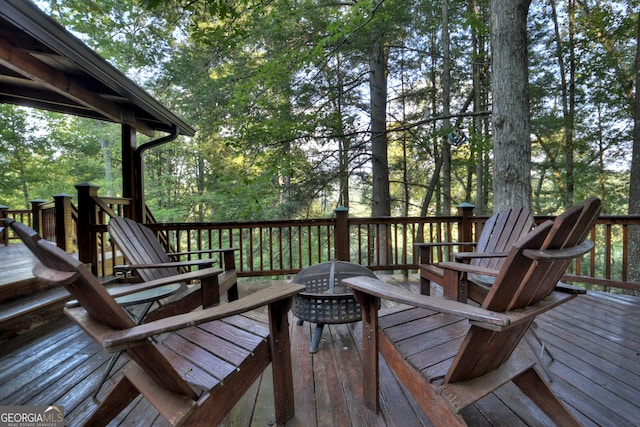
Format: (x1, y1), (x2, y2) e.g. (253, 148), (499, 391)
(30, 199), (46, 233)
(53, 193), (75, 252)
(121, 124), (138, 221)
(457, 202), (475, 253)
(334, 206), (350, 261)
(76, 183), (101, 273)
(0, 205), (7, 246)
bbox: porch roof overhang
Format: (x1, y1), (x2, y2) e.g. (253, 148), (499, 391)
(0, 0), (195, 138)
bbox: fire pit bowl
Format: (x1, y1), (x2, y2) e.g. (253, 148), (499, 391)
(292, 260), (376, 353)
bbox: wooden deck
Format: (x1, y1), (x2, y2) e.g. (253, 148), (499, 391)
(0, 241), (38, 288)
(0, 274), (639, 426)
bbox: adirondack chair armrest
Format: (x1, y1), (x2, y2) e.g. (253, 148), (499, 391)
(469, 291), (578, 331)
(65, 267), (224, 308)
(437, 261), (500, 278)
(114, 258), (221, 273)
(452, 251), (509, 263)
(342, 275), (509, 328)
(554, 282), (587, 294)
(523, 239), (594, 261)
(64, 306), (122, 349)
(168, 247), (238, 271)
(414, 242), (477, 248)
(100, 282), (305, 351)
(169, 247), (237, 257)
(415, 242), (477, 264)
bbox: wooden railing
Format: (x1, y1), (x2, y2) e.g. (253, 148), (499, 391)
(143, 214), (640, 294)
(0, 195), (78, 251)
(2, 186), (640, 294)
(0, 206), (31, 246)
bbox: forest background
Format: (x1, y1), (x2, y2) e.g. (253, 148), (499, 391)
(1, 0), (639, 224)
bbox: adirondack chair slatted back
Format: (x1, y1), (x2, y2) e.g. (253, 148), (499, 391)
(444, 198), (601, 384)
(6, 219), (198, 398)
(417, 208), (535, 302)
(473, 208), (534, 270)
(484, 198), (600, 312)
(109, 216), (181, 281)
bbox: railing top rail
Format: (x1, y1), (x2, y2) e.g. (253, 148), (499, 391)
(148, 217), (336, 229)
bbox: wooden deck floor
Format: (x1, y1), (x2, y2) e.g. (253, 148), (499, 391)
(1, 274), (639, 426)
(0, 242), (38, 287)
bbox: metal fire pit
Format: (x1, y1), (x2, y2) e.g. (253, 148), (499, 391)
(292, 260), (377, 353)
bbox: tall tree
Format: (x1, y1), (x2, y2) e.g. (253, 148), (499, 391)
(470, 0), (491, 213)
(368, 3), (391, 217)
(490, 0), (532, 212)
(441, 0), (453, 215)
(549, 0), (576, 208)
(628, 10), (640, 281)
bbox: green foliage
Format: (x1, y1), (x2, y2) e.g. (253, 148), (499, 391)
(3, 0), (637, 219)
(0, 105), (122, 207)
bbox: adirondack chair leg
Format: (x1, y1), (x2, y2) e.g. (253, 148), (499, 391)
(200, 274), (220, 308)
(378, 331), (467, 427)
(222, 249), (239, 301)
(227, 283), (239, 301)
(419, 274), (431, 296)
(443, 268), (467, 302)
(85, 374), (140, 426)
(512, 367), (581, 427)
(268, 297), (296, 423)
(417, 245), (432, 296)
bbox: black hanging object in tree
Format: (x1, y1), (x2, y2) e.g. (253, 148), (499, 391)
(447, 129), (467, 147)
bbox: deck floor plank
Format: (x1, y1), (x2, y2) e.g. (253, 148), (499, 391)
(312, 323), (352, 427)
(538, 319), (640, 402)
(0, 244), (37, 288)
(330, 323), (387, 427)
(1, 275), (639, 426)
(491, 382), (552, 427)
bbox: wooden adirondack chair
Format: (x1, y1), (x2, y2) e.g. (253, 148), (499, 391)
(415, 207), (535, 303)
(108, 216), (238, 321)
(344, 198), (601, 427)
(7, 219), (303, 426)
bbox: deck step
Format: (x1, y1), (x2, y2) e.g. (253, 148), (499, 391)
(0, 277), (55, 304)
(0, 287), (70, 342)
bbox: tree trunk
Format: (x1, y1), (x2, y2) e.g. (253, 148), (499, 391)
(442, 0), (452, 215)
(471, 0), (489, 213)
(490, 0), (532, 212)
(550, 0), (575, 208)
(369, 35), (390, 217)
(337, 55), (350, 209)
(628, 11), (640, 283)
(369, 27), (391, 269)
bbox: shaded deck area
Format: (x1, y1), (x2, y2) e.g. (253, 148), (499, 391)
(1, 270), (639, 426)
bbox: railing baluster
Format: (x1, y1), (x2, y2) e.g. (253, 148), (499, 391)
(5, 195), (640, 293)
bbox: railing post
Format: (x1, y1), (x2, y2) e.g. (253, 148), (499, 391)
(0, 205), (7, 245)
(53, 193), (75, 253)
(457, 202), (475, 252)
(30, 199), (46, 233)
(76, 183), (100, 273)
(334, 206), (350, 262)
